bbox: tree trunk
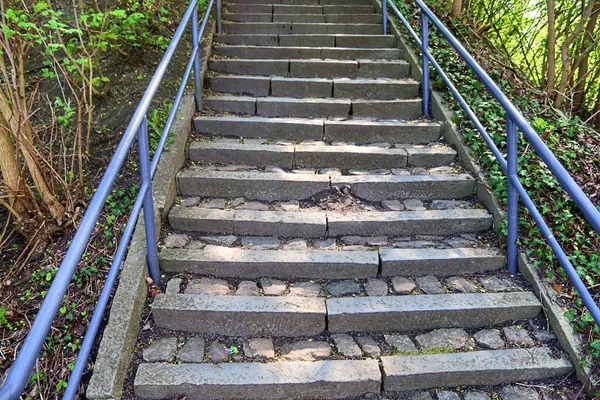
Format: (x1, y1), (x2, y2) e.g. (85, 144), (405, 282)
(594, 88), (600, 130)
(546, 0), (556, 95)
(0, 113), (27, 218)
(452, 0), (463, 17)
(573, 1), (600, 112)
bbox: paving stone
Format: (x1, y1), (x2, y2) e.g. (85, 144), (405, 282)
(260, 278), (287, 296)
(231, 197), (246, 208)
(412, 167), (427, 175)
(237, 280), (259, 296)
(429, 166), (455, 174)
(287, 282), (321, 297)
(341, 236), (387, 246)
(185, 278), (231, 295)
(473, 329), (505, 350)
(276, 200), (300, 211)
(464, 392), (492, 400)
(392, 240), (437, 249)
(280, 341), (332, 361)
(431, 200), (471, 210)
(327, 280), (361, 296)
(331, 334), (362, 358)
(416, 275), (445, 294)
(391, 276), (416, 294)
(200, 235), (238, 246)
(319, 167), (342, 176)
(498, 385), (540, 400)
(503, 326), (535, 346)
(438, 391), (461, 400)
(384, 334), (417, 353)
(208, 341), (229, 363)
(163, 233), (189, 248)
(531, 327), (556, 343)
(409, 393), (433, 400)
(241, 236), (281, 249)
(391, 168), (411, 176)
(201, 198), (227, 209)
(444, 236), (477, 247)
(381, 200), (405, 211)
(478, 276), (520, 292)
(355, 336), (381, 358)
(165, 278), (182, 294)
(243, 338), (275, 359)
(186, 240), (206, 250)
(283, 239), (308, 250)
(180, 197), (200, 207)
(415, 328), (471, 350)
(343, 245), (369, 251)
(314, 238), (337, 250)
(237, 201), (270, 211)
(404, 198), (426, 211)
(445, 277), (479, 293)
(143, 338), (178, 362)
(178, 338), (205, 362)
(365, 279), (388, 296)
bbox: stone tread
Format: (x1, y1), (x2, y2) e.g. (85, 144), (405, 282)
(222, 22), (382, 35)
(213, 34), (396, 48)
(213, 45), (401, 60)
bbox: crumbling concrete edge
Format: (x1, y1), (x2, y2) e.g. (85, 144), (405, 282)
(86, 21), (215, 400)
(373, 0), (595, 391)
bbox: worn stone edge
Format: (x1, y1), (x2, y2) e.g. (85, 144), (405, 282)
(85, 20), (216, 400)
(374, 0), (595, 391)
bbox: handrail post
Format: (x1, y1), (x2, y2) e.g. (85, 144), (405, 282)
(138, 117), (161, 284)
(216, 0), (222, 33)
(420, 11), (430, 116)
(507, 118), (519, 274)
(191, 6), (202, 111)
(382, 0), (387, 34)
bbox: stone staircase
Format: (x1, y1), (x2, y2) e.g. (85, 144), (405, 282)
(131, 0), (574, 398)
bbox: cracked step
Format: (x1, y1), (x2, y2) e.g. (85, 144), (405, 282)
(213, 34), (396, 47)
(193, 116), (441, 144)
(222, 22), (382, 35)
(160, 246), (379, 279)
(213, 45), (401, 60)
(134, 359), (381, 400)
(152, 293), (326, 336)
(168, 208), (492, 237)
(177, 170), (474, 201)
(326, 292), (541, 333)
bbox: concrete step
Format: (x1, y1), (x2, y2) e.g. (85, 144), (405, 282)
(134, 360), (381, 399)
(225, 0), (372, 4)
(381, 348), (572, 391)
(214, 34), (396, 48)
(188, 141), (456, 168)
(223, 4), (376, 13)
(176, 170), (474, 201)
(213, 45), (401, 60)
(222, 22), (382, 35)
(152, 293), (326, 336)
(204, 96), (421, 119)
(327, 292), (541, 333)
(208, 75), (417, 99)
(160, 246), (379, 279)
(193, 116), (441, 143)
(380, 247), (506, 277)
(223, 13), (382, 24)
(209, 59), (410, 79)
(168, 208), (492, 237)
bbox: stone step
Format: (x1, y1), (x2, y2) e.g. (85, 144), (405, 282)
(188, 141), (456, 168)
(225, 0), (372, 4)
(380, 247), (506, 277)
(177, 170), (474, 201)
(209, 59), (410, 79)
(194, 116), (441, 143)
(213, 45), (401, 60)
(204, 96), (421, 119)
(134, 360), (381, 400)
(327, 292), (541, 333)
(208, 76), (417, 99)
(381, 348), (572, 391)
(168, 208), (492, 237)
(152, 293), (326, 336)
(223, 13), (382, 24)
(222, 22), (381, 35)
(224, 4), (376, 13)
(214, 34), (396, 48)
(160, 246), (379, 279)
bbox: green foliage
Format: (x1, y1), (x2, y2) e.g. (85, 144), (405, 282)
(147, 102), (175, 157)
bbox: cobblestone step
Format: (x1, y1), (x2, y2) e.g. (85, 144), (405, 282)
(188, 141), (456, 168)
(222, 22), (382, 35)
(177, 170), (474, 201)
(213, 45), (400, 60)
(214, 34), (396, 47)
(134, 360), (381, 399)
(168, 208), (492, 237)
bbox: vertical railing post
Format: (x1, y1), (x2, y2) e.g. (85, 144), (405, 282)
(507, 118), (519, 274)
(420, 11), (430, 117)
(216, 0), (222, 33)
(191, 5), (202, 111)
(381, 0), (387, 34)
(138, 117), (161, 284)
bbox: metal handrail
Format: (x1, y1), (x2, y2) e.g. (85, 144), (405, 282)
(0, 0), (220, 399)
(382, 0), (600, 325)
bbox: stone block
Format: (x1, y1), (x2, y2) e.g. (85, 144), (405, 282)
(352, 99), (422, 119)
(208, 75), (271, 96)
(209, 59), (289, 76)
(290, 59), (358, 78)
(194, 116), (324, 141)
(257, 97), (351, 118)
(204, 96), (256, 115)
(188, 143), (295, 168)
(271, 77), (333, 98)
(334, 78), (418, 100)
(323, 120), (441, 144)
(358, 59), (410, 78)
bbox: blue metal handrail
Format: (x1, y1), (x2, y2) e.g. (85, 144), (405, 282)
(382, 0), (600, 325)
(0, 0), (220, 399)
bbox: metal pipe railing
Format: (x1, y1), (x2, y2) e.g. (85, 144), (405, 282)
(384, 0), (600, 326)
(0, 0), (220, 399)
